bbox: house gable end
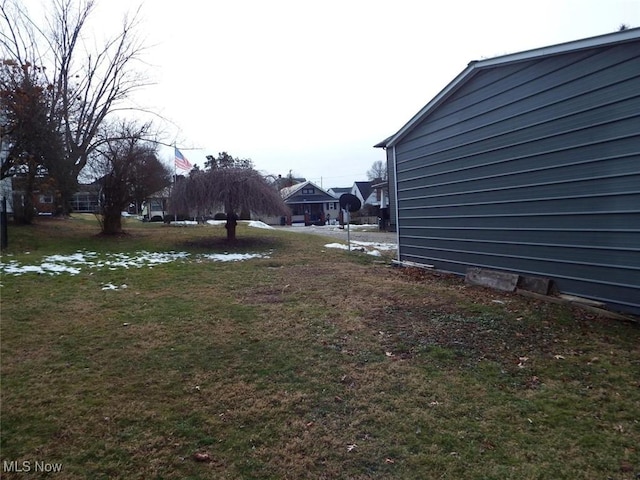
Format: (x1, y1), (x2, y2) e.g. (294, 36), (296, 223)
(378, 28), (640, 150)
(282, 181), (336, 204)
(395, 40), (640, 166)
(384, 31), (640, 314)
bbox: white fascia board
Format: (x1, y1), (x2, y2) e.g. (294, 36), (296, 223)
(474, 27), (640, 69)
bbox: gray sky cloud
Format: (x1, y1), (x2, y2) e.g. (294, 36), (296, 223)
(23, 0), (640, 187)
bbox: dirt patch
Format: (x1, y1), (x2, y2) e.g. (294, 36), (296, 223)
(361, 266), (586, 367)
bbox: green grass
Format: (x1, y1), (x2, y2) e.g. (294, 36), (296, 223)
(1, 216), (639, 479)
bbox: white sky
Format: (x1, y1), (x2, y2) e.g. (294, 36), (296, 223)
(24, 0), (640, 188)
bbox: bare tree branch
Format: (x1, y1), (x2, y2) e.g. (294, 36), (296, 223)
(1, 0), (151, 214)
(89, 118), (169, 234)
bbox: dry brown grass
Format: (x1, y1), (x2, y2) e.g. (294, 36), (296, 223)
(1, 217), (639, 479)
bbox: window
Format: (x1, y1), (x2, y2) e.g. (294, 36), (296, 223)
(301, 187), (315, 194)
(39, 194), (53, 204)
(71, 193), (99, 212)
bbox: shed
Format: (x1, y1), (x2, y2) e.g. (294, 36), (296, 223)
(375, 28), (640, 315)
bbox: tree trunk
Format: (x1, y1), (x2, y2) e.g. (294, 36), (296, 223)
(225, 212), (238, 242)
(13, 193), (36, 225)
(102, 212), (123, 235)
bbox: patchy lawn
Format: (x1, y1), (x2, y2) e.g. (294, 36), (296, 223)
(1, 216), (639, 479)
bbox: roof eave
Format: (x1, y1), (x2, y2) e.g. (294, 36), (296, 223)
(377, 64), (475, 148)
(375, 27), (640, 149)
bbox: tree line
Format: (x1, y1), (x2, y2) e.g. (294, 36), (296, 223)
(0, 0), (290, 238)
(0, 0), (170, 233)
(1, 0), (386, 239)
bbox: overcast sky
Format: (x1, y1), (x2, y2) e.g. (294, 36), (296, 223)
(27, 0), (640, 188)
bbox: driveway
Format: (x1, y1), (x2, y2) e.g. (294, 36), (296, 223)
(273, 224), (397, 245)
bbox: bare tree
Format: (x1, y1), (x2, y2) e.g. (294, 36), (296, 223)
(366, 160), (387, 182)
(1, 0), (150, 214)
(129, 149), (172, 215)
(89, 119), (163, 235)
(171, 166), (290, 242)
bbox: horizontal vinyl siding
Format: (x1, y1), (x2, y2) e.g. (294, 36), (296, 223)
(386, 147), (398, 232)
(394, 41), (640, 314)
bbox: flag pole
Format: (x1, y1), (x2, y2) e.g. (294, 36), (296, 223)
(173, 143), (177, 222)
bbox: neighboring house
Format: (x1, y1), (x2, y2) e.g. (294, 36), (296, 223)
(0, 177), (13, 214)
(280, 180), (339, 225)
(371, 179), (390, 229)
(327, 186), (351, 199)
(1, 175), (100, 215)
(7, 174), (58, 215)
(375, 28), (640, 315)
(351, 181), (377, 208)
(142, 186), (170, 221)
(71, 183), (100, 213)
(351, 181), (389, 226)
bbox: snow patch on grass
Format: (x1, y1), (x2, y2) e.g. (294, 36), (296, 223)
(0, 249), (270, 276)
(324, 240), (395, 256)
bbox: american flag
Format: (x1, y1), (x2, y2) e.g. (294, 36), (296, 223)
(175, 148), (193, 171)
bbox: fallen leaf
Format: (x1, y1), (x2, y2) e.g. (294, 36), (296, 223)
(554, 355), (566, 360)
(385, 458), (395, 464)
(620, 461), (633, 472)
(347, 444), (357, 452)
(192, 452), (211, 462)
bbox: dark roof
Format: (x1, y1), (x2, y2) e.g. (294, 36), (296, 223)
(354, 181), (372, 200)
(281, 180), (336, 204)
(376, 27), (640, 149)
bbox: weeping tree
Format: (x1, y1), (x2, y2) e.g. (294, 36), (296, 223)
(171, 165), (289, 242)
